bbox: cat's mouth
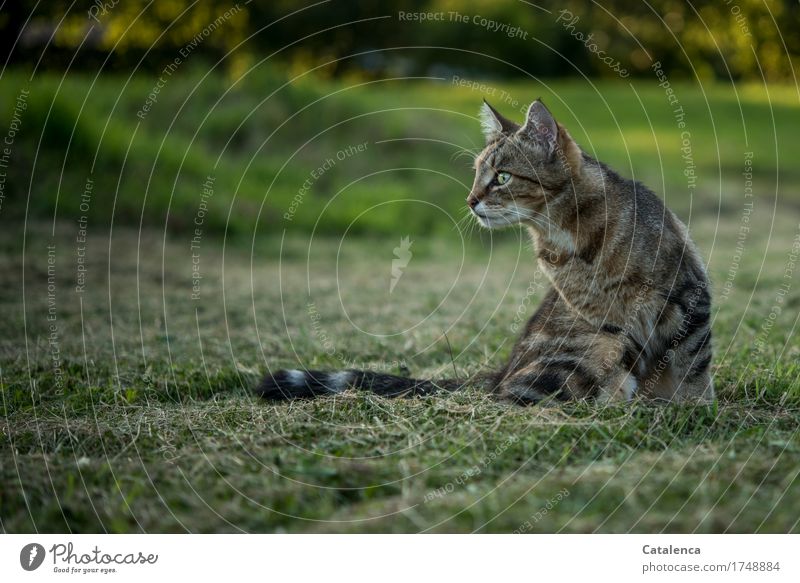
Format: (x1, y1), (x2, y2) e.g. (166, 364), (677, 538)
(470, 203), (521, 229)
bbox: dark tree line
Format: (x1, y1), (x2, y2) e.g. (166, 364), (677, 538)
(2, 0), (798, 81)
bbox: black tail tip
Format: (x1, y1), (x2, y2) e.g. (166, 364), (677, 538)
(255, 369), (294, 401)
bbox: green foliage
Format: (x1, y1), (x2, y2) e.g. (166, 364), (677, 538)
(5, 1), (799, 81)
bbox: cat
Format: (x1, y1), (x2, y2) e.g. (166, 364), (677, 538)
(257, 99), (714, 405)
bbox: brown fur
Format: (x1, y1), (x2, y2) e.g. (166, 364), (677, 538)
(472, 99), (713, 403)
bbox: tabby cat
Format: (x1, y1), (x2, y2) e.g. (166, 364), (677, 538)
(258, 99), (714, 404)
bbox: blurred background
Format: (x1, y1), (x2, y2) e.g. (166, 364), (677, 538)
(1, 0), (798, 239)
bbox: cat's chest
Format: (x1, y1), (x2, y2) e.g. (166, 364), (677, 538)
(536, 255), (604, 307)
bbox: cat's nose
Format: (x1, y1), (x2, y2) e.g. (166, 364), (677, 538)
(467, 194), (479, 208)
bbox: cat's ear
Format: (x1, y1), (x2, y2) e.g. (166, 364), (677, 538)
(520, 99), (558, 152)
(479, 100), (518, 144)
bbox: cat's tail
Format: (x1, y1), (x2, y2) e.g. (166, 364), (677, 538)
(256, 369), (487, 401)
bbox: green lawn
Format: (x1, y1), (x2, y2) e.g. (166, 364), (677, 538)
(1, 69), (798, 237)
(2, 211), (799, 532)
(1, 67), (799, 532)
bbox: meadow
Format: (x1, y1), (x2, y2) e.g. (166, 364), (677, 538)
(1, 67), (798, 237)
(1, 68), (799, 532)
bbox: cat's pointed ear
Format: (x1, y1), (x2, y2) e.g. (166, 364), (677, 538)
(520, 99), (558, 152)
(479, 100), (518, 144)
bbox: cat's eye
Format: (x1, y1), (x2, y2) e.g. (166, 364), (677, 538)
(496, 172), (511, 185)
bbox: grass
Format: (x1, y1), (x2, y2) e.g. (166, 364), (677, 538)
(1, 67), (799, 238)
(1, 65), (799, 532)
(2, 211), (799, 532)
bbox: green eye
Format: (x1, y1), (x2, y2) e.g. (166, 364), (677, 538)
(496, 172), (511, 185)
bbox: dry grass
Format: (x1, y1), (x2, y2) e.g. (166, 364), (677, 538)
(1, 217), (799, 532)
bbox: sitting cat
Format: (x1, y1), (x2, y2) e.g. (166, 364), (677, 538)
(258, 99), (714, 404)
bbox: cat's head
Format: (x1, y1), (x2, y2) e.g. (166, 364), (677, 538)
(467, 99), (582, 229)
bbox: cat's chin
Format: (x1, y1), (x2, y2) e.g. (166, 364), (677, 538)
(473, 213), (521, 229)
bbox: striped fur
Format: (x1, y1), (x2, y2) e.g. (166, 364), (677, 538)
(472, 99), (714, 404)
(259, 99), (714, 405)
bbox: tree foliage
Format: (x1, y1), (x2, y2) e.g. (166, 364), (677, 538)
(2, 0), (797, 81)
